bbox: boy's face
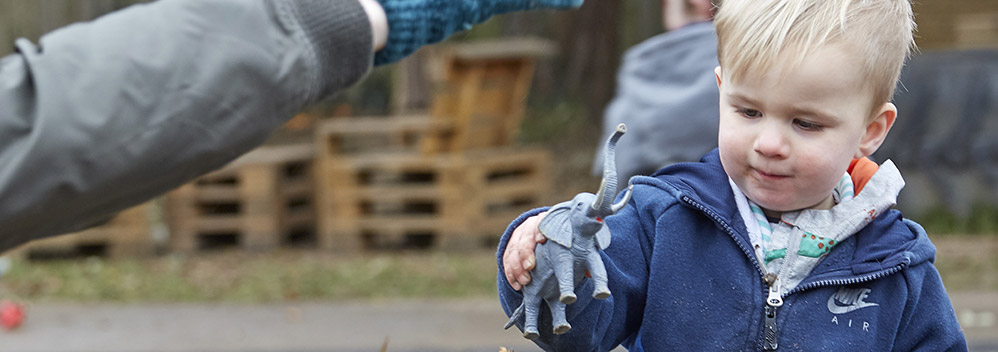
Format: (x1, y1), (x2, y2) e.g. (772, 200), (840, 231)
(715, 43), (895, 216)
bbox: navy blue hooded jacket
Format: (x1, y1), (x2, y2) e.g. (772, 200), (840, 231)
(497, 150), (967, 351)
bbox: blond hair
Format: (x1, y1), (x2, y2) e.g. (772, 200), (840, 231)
(714, 0), (915, 107)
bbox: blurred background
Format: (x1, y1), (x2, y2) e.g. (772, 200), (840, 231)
(0, 0), (995, 351)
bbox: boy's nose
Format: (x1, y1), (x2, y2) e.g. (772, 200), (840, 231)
(753, 125), (789, 158)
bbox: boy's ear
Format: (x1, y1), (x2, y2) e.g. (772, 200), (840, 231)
(856, 102), (897, 158)
(714, 66), (723, 88)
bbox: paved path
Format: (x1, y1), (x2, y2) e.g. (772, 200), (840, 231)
(1, 293), (994, 352)
(0, 298), (540, 352)
(953, 291), (998, 352)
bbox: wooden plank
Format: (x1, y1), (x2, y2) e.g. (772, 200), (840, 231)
(195, 215), (243, 233)
(224, 143), (315, 169)
(13, 203), (154, 259)
(354, 185), (443, 201)
(479, 181), (544, 200)
(956, 12), (998, 48)
(168, 146), (317, 252)
(448, 37), (557, 61)
(193, 185), (240, 202)
(281, 180), (313, 199)
(317, 115), (443, 135)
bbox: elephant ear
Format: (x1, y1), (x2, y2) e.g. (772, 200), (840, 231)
(538, 203), (573, 247)
(595, 223), (611, 249)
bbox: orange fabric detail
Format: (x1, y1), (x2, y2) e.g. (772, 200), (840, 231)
(848, 157), (879, 195)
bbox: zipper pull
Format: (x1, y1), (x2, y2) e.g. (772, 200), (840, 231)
(766, 275), (783, 307)
(763, 305), (779, 350)
(762, 274), (782, 350)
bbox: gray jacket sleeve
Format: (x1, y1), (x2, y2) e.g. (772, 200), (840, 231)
(0, 0), (373, 251)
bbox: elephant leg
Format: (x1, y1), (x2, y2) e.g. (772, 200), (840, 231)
(587, 250), (611, 299)
(522, 289), (542, 340)
(546, 297), (572, 335)
(553, 251), (577, 304)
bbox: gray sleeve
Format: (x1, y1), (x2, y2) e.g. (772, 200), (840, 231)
(0, 0), (373, 251)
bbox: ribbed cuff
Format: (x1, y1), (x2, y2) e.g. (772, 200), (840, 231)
(372, 0), (581, 66)
(374, 0), (460, 65)
(276, 0), (374, 99)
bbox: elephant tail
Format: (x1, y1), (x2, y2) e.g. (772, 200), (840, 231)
(503, 303), (525, 330)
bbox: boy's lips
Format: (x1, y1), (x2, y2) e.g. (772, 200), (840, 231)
(752, 168), (790, 181)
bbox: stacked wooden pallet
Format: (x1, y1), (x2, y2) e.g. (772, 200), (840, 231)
(316, 147), (550, 251)
(955, 12), (998, 49)
(9, 203), (154, 259)
(166, 143), (316, 252)
(314, 38), (555, 251)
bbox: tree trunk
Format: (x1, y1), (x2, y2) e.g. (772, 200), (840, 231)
(559, 1), (622, 123)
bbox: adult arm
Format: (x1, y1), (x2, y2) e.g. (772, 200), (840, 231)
(0, 0), (373, 251)
(0, 0), (584, 252)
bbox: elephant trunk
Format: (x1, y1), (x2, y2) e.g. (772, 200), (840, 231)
(592, 123), (627, 215)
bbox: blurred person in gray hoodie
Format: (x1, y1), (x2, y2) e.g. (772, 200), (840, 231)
(593, 0), (719, 182)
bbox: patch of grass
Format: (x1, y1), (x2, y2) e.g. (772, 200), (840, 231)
(908, 203), (998, 236)
(932, 236), (998, 292)
(518, 100), (593, 146)
(1, 235), (993, 303)
(0, 250), (499, 303)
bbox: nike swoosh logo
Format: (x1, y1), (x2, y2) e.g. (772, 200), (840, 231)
(827, 295), (879, 314)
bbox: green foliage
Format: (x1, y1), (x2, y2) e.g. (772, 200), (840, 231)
(518, 100), (594, 146)
(908, 203), (998, 236)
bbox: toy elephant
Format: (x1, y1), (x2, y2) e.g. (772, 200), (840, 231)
(505, 123), (634, 340)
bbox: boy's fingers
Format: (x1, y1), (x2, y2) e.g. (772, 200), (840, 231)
(503, 249), (522, 287)
(534, 231), (547, 243)
(518, 273), (531, 287)
(502, 211), (549, 290)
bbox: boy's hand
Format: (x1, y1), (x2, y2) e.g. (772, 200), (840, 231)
(373, 0), (584, 65)
(503, 212), (548, 291)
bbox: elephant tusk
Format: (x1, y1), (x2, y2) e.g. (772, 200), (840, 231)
(592, 179), (607, 211)
(595, 123), (626, 214)
(611, 184), (634, 213)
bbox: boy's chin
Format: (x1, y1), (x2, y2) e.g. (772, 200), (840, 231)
(754, 196), (835, 215)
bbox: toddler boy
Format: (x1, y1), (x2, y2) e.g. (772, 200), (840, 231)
(498, 0), (968, 350)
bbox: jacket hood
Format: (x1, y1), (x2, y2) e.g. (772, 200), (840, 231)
(644, 150), (937, 277)
(616, 21), (718, 103)
(593, 21), (719, 181)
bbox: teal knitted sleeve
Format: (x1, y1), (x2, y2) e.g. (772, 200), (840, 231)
(374, 0), (583, 65)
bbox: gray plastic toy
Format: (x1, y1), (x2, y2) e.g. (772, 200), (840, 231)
(505, 123), (633, 340)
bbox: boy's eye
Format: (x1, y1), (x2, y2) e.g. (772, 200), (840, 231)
(737, 108), (762, 118)
(794, 118), (823, 131)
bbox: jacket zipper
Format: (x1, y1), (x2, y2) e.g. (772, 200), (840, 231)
(786, 261), (908, 296)
(681, 196), (908, 351)
(762, 273), (782, 350)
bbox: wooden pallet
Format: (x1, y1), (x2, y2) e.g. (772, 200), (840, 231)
(9, 203), (154, 259)
(167, 144), (317, 252)
(312, 38), (555, 252)
(316, 148), (550, 251)
(461, 149), (551, 247)
(956, 12), (998, 49)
